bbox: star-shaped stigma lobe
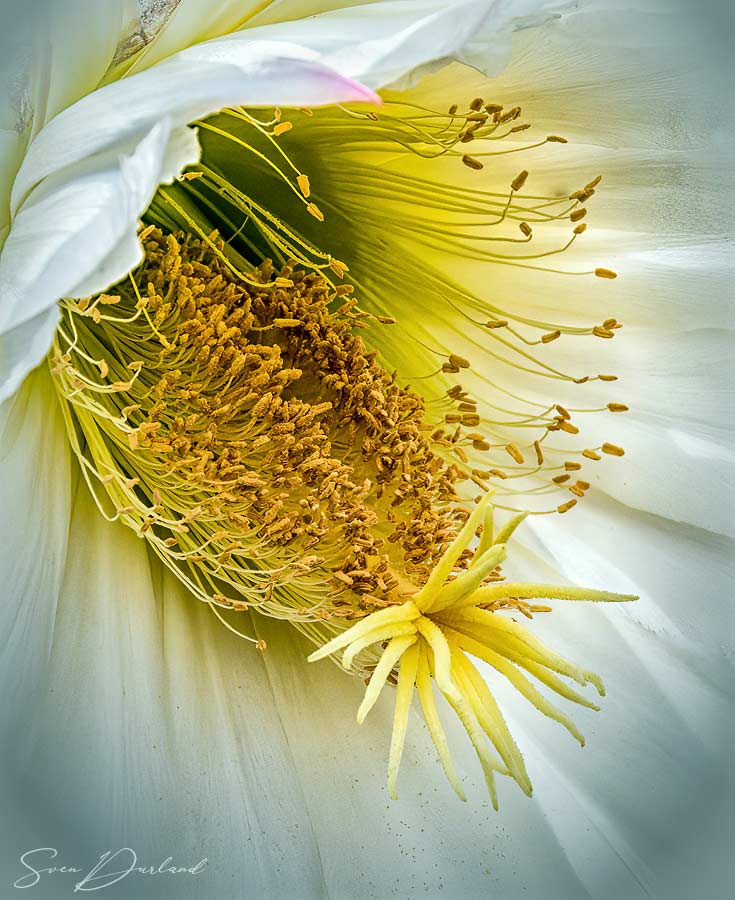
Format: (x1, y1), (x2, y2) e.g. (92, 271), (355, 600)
(308, 493), (635, 804)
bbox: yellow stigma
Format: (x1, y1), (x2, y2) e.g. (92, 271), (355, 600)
(308, 491), (635, 804)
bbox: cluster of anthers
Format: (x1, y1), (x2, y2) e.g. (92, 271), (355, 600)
(153, 93), (630, 520)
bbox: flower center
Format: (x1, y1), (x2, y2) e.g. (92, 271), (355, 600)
(148, 93), (629, 519)
(51, 229), (480, 639)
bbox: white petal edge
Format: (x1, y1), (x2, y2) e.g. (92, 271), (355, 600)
(0, 120), (198, 403)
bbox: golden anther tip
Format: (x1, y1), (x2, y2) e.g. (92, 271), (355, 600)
(546, 135), (568, 143)
(273, 122), (293, 136)
(574, 223), (587, 235)
(602, 443), (625, 457)
(607, 403), (629, 413)
(570, 208), (587, 223)
(541, 330), (561, 343)
(306, 202), (325, 222)
(511, 170), (529, 192)
(598, 374), (618, 381)
(256, 639), (267, 653)
(557, 499), (577, 514)
(519, 221), (533, 237)
(505, 443), (525, 465)
(593, 326), (615, 339)
(595, 267), (617, 279)
(449, 354), (471, 369)
(462, 154), (484, 171)
(296, 174), (311, 198)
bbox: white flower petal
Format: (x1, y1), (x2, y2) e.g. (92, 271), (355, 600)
(0, 368), (72, 758)
(0, 120), (198, 403)
(230, 0), (557, 90)
(132, 0), (556, 83)
(11, 42), (376, 215)
(497, 497), (735, 898)
(0, 306), (60, 404)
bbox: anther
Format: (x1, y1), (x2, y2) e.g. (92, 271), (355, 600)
(462, 154), (484, 171)
(593, 326), (615, 339)
(511, 170), (529, 192)
(607, 403), (629, 412)
(602, 443), (625, 456)
(595, 268), (617, 279)
(541, 330), (561, 343)
(448, 354), (471, 369)
(505, 443), (525, 465)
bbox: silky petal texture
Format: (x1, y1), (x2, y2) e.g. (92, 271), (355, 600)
(127, 0), (556, 81)
(0, 120), (199, 403)
(0, 0), (135, 205)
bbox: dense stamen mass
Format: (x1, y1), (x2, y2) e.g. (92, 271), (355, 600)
(51, 231), (479, 641)
(149, 93), (628, 516)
